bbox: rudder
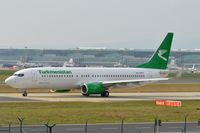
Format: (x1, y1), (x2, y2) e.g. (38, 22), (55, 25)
(136, 33), (174, 69)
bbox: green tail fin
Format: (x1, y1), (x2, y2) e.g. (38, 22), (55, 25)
(137, 32), (174, 70)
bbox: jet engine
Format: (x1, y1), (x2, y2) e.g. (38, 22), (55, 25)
(81, 83), (105, 95)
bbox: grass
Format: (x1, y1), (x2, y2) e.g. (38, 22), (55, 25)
(0, 70), (15, 81)
(0, 70), (15, 75)
(180, 73), (200, 79)
(0, 101), (199, 125)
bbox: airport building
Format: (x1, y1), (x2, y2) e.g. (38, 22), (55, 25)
(0, 48), (200, 70)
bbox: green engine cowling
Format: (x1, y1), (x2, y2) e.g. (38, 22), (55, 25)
(81, 83), (105, 95)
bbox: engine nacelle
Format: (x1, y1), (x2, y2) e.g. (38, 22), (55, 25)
(81, 83), (105, 95)
(50, 89), (70, 93)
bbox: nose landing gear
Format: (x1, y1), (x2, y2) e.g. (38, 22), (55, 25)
(17, 89), (28, 97)
(22, 91), (28, 97)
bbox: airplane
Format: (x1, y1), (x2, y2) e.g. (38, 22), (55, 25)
(5, 33), (174, 97)
(187, 64), (197, 73)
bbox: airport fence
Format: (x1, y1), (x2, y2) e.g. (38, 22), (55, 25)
(0, 116), (200, 133)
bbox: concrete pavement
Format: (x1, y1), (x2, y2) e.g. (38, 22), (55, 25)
(1, 122), (200, 133)
(0, 92), (200, 102)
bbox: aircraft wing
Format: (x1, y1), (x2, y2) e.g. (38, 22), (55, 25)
(102, 78), (169, 87)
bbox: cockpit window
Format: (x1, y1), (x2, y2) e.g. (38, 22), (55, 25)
(18, 74), (24, 77)
(13, 74), (24, 77)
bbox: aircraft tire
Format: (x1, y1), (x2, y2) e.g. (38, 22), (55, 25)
(22, 91), (28, 97)
(82, 94), (89, 96)
(101, 91), (109, 97)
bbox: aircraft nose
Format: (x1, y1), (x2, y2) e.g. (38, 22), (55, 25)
(5, 77), (16, 86)
(5, 77), (10, 84)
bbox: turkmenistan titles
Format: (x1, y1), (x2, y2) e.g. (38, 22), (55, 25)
(38, 70), (72, 75)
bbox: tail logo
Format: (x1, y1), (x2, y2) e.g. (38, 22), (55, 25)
(157, 50), (167, 61)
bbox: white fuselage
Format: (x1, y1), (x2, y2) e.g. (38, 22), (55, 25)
(5, 67), (166, 90)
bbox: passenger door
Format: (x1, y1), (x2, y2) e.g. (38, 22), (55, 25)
(32, 70), (37, 82)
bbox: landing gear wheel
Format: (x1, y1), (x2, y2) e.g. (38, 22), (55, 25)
(101, 91), (109, 97)
(22, 91), (28, 97)
(82, 94), (89, 97)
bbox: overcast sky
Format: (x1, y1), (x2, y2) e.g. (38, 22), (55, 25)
(0, 0), (199, 49)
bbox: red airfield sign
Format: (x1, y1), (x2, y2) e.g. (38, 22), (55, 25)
(155, 100), (182, 107)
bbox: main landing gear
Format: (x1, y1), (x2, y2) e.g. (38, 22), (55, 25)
(82, 91), (110, 97)
(101, 91), (109, 97)
(82, 94), (89, 96)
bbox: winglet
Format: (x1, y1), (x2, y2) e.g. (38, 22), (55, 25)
(136, 33), (174, 69)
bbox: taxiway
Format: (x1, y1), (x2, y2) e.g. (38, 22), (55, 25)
(0, 92), (200, 102)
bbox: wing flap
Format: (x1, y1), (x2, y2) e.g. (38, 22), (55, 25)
(102, 78), (168, 87)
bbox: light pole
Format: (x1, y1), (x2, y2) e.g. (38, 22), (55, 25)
(121, 119), (124, 133)
(154, 117), (157, 133)
(8, 123), (11, 133)
(154, 117), (161, 133)
(85, 120), (88, 133)
(183, 114), (188, 133)
(45, 122), (56, 133)
(17, 117), (24, 133)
